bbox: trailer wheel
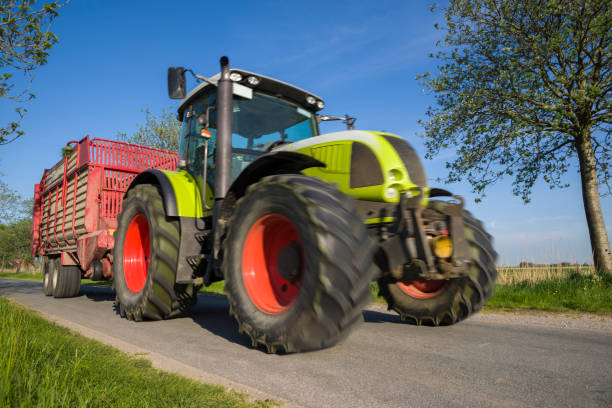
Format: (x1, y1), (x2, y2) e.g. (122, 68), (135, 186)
(53, 264), (81, 298)
(113, 184), (197, 321)
(43, 257), (53, 296)
(224, 174), (376, 353)
(378, 211), (497, 325)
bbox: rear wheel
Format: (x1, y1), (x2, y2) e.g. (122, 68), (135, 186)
(379, 210), (497, 325)
(113, 184), (197, 321)
(52, 263), (81, 298)
(224, 174), (376, 353)
(42, 256), (53, 296)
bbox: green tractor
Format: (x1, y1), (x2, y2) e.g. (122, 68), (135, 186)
(112, 57), (497, 353)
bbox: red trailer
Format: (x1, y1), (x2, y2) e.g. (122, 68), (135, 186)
(31, 136), (177, 296)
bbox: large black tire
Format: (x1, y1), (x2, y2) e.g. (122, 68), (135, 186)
(223, 174), (376, 353)
(112, 184), (197, 321)
(378, 210), (498, 325)
(52, 264), (81, 298)
(42, 256), (53, 296)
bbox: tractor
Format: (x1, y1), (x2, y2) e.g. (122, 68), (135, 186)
(112, 57), (498, 353)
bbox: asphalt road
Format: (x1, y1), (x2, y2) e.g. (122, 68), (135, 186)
(1, 278), (611, 408)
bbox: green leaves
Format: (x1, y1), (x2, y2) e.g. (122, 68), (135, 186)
(0, 174), (31, 223)
(1, 0), (68, 145)
(419, 0), (611, 202)
(118, 108), (181, 152)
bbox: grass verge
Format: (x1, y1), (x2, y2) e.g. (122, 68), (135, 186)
(484, 271), (611, 314)
(0, 296), (276, 408)
(0, 271), (43, 280)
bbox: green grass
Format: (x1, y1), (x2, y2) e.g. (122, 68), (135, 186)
(485, 271), (612, 314)
(200, 280), (225, 295)
(0, 271), (43, 280)
(0, 271), (112, 287)
(0, 296), (276, 408)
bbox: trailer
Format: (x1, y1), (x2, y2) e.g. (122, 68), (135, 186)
(31, 136), (177, 297)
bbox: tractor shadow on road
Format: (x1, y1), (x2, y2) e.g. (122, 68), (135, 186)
(74, 284), (418, 350)
(188, 293), (255, 349)
(362, 309), (407, 324)
(76, 285), (255, 347)
(81, 284), (116, 303)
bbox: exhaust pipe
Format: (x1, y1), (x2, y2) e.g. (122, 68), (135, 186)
(214, 56), (233, 202)
(207, 56), (234, 280)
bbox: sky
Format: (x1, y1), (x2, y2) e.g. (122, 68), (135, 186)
(0, 0), (609, 265)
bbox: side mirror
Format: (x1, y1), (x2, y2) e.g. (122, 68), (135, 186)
(168, 67), (186, 99)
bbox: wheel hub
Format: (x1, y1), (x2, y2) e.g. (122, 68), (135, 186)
(242, 213), (304, 314)
(277, 241), (302, 282)
(122, 213), (150, 294)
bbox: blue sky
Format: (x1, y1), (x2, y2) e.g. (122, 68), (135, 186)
(0, 0), (609, 265)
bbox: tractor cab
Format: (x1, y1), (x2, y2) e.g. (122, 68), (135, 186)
(174, 69), (324, 189)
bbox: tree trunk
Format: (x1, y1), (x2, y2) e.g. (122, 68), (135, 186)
(575, 134), (612, 273)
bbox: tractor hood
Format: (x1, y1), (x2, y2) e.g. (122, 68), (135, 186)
(277, 130), (427, 204)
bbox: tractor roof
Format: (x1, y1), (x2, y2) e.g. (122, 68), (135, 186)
(177, 68), (324, 119)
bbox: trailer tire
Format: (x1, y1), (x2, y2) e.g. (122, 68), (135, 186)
(42, 256), (53, 296)
(378, 210), (497, 325)
(53, 264), (81, 298)
(113, 184), (196, 321)
(224, 174), (376, 353)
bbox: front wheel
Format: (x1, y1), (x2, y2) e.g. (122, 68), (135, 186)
(378, 210), (498, 325)
(223, 174), (376, 353)
(112, 184), (197, 321)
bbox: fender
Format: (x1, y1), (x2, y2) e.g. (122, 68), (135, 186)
(126, 169), (179, 216)
(126, 169), (203, 218)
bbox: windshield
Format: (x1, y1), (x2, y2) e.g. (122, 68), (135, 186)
(232, 92), (317, 150)
(228, 92), (318, 178)
(179, 90), (318, 188)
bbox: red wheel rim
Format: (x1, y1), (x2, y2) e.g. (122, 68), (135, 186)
(123, 214), (150, 294)
(397, 280), (447, 299)
(242, 214), (304, 314)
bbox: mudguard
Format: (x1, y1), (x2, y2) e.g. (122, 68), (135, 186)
(126, 169), (203, 218)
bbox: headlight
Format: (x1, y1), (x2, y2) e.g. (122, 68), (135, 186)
(306, 95), (316, 105)
(316, 100), (325, 109)
(247, 75), (260, 86)
(385, 187), (398, 200)
(229, 72), (243, 82)
(388, 169), (402, 181)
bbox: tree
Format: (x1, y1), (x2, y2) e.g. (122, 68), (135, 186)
(1, 0), (68, 145)
(419, 0), (611, 272)
(0, 174), (33, 271)
(0, 174), (30, 224)
(117, 107), (181, 152)
(0, 218), (32, 271)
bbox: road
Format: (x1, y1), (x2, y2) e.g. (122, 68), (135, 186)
(1, 278), (611, 408)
